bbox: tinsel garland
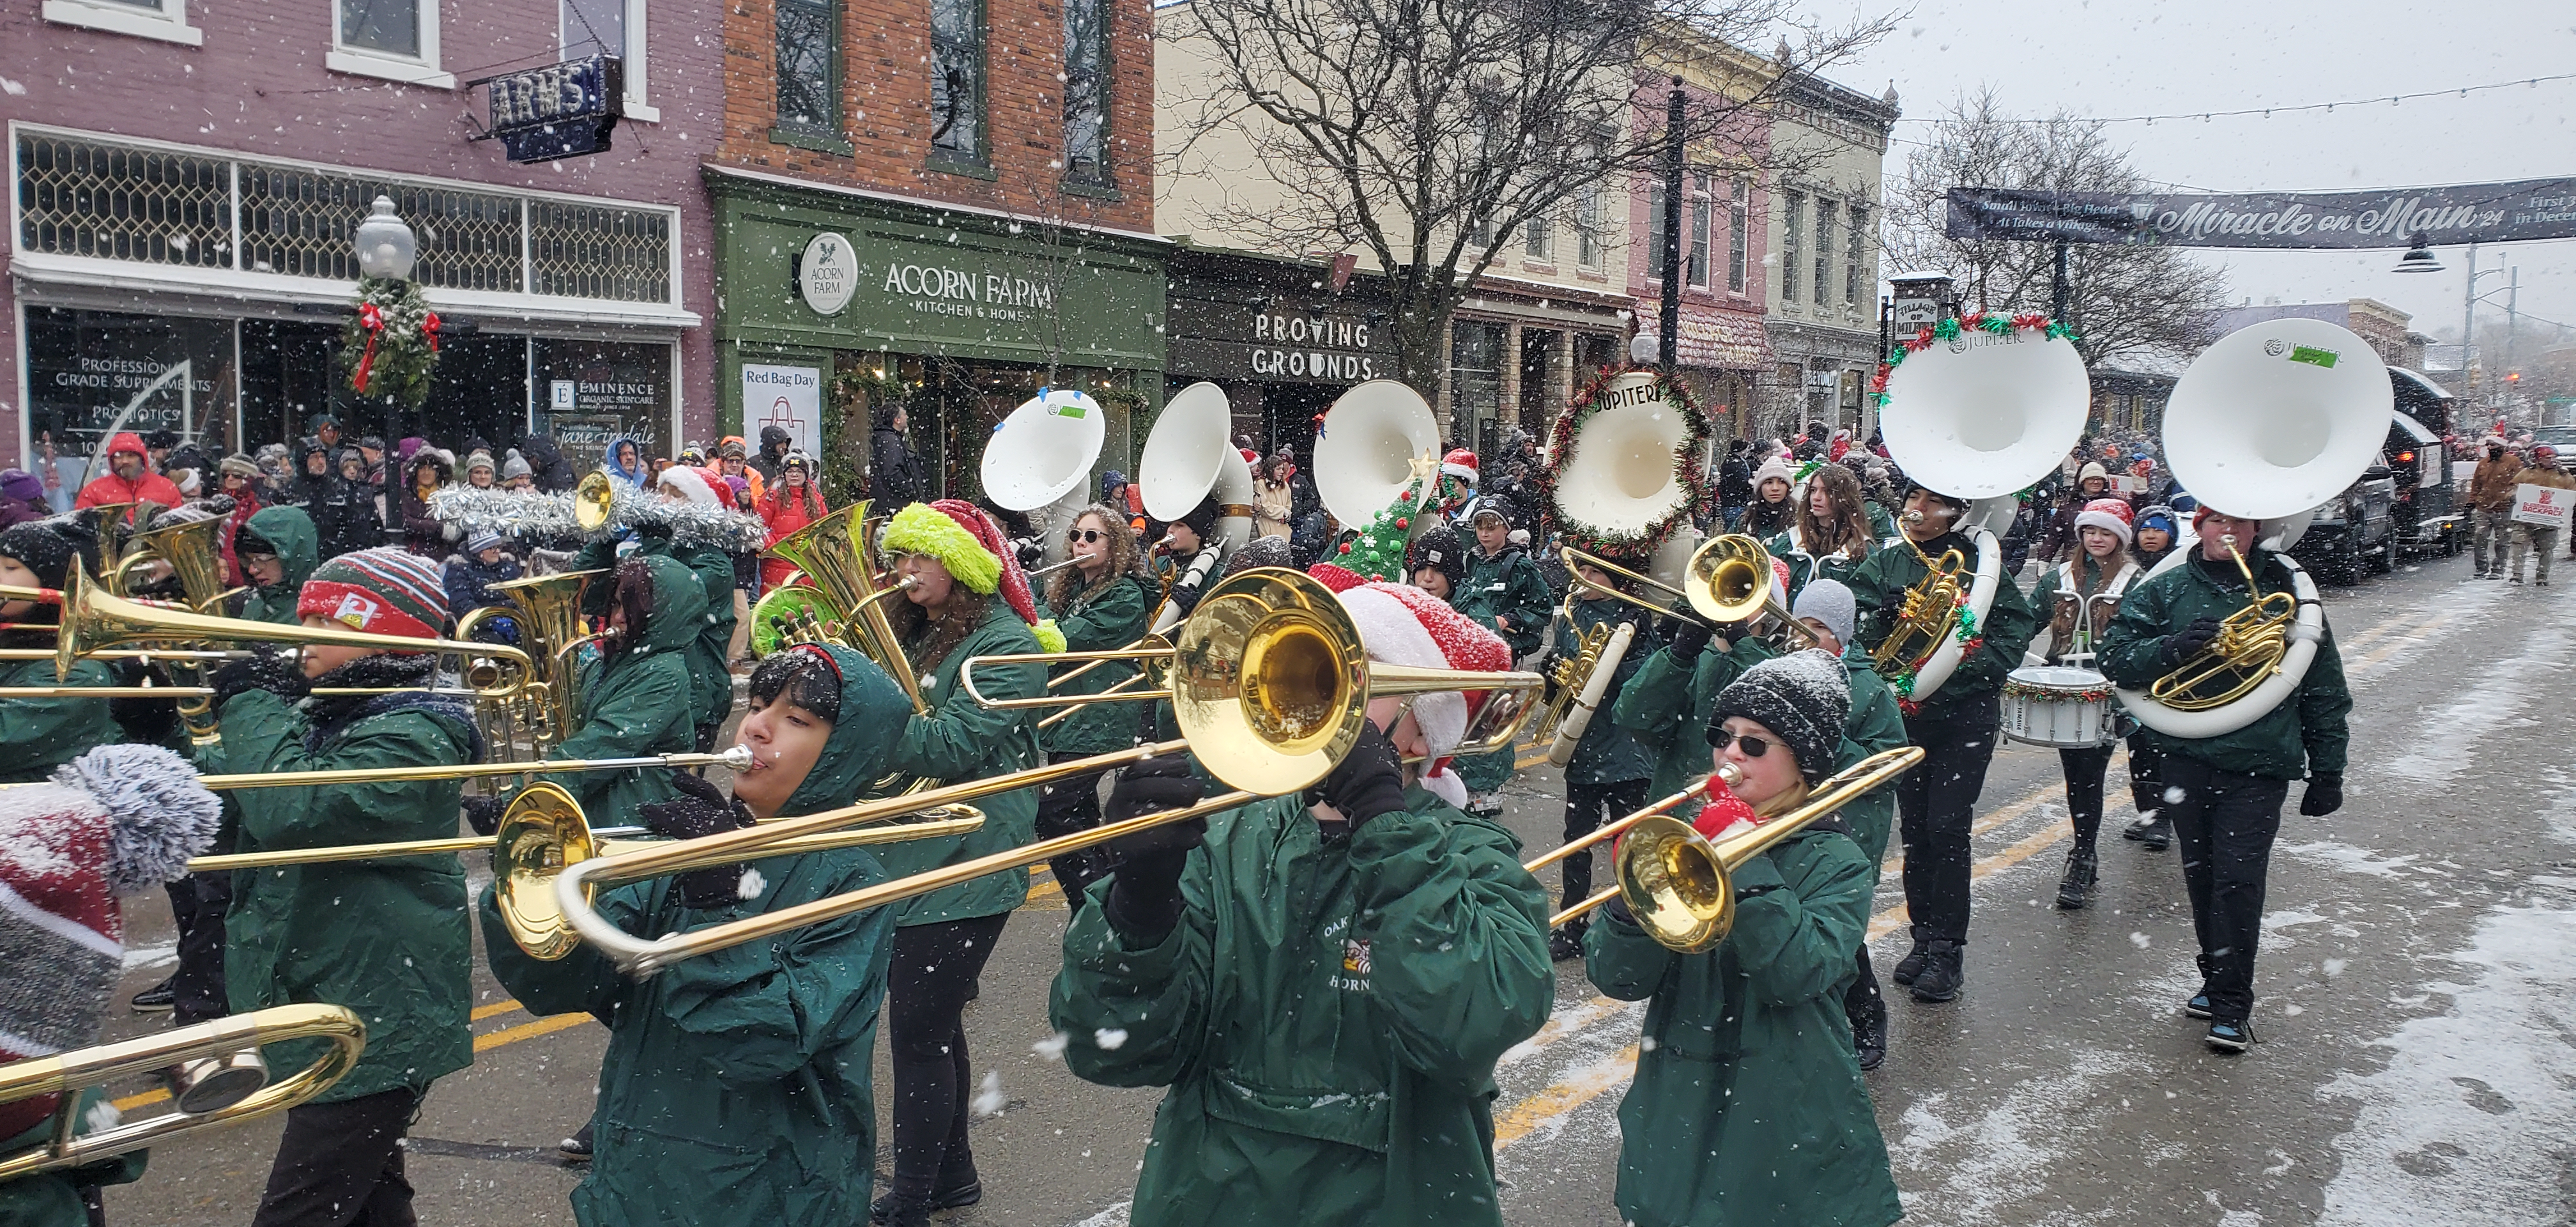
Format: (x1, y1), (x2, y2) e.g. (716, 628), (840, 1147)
(427, 487), (584, 544)
(1871, 312), (2076, 411)
(600, 480), (772, 552)
(429, 481), (770, 552)
(1538, 364), (1713, 555)
(340, 277), (441, 411)
(2000, 677), (2112, 704)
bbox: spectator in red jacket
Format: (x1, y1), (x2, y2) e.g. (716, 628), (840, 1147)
(72, 431), (183, 520)
(757, 452), (829, 590)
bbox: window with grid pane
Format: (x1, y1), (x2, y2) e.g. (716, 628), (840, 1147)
(775, 0), (837, 135)
(1813, 201), (1834, 311)
(931, 0), (983, 159)
(1727, 178), (1747, 292)
(1062, 0), (1106, 180)
(1781, 192), (1802, 302)
(1845, 204), (1867, 306)
(1687, 173), (1712, 288)
(1524, 215), (1552, 260)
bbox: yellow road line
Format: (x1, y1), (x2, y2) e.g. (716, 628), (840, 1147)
(1493, 1044), (1640, 1150)
(473, 1012), (592, 1052)
(470, 1000), (522, 1022)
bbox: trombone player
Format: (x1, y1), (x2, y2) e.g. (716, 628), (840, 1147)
(2096, 507), (2349, 1053)
(200, 548), (480, 1226)
(0, 521), (120, 783)
(1047, 576), (1553, 1227)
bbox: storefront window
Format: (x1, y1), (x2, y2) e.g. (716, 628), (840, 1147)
(1450, 321), (1505, 452)
(23, 307), (236, 493)
(535, 338), (671, 471)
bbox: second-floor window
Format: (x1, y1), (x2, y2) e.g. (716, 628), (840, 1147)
(1845, 204), (1868, 306)
(1727, 178), (1748, 293)
(1687, 173), (1713, 289)
(774, 0), (838, 136)
(1813, 201), (1835, 312)
(1524, 215), (1552, 261)
(1781, 191), (1803, 302)
(1062, 0), (1107, 181)
(931, 0), (984, 160)
(340, 0), (420, 58)
(1575, 187), (1602, 270)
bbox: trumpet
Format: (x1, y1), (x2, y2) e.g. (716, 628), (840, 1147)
(1562, 537), (1814, 646)
(0, 1004), (364, 1182)
(1552, 747), (1922, 952)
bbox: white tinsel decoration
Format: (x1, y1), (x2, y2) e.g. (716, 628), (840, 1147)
(427, 487), (584, 544)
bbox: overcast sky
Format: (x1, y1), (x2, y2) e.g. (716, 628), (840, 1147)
(1807, 0), (2576, 350)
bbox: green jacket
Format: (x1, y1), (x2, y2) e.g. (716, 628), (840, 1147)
(1038, 572), (1149, 754)
(211, 688), (477, 1102)
(1832, 642), (1910, 865)
(1049, 789), (1554, 1227)
(1765, 524), (1874, 606)
(234, 505), (320, 626)
(533, 553), (702, 820)
(0, 1092), (145, 1227)
(877, 600), (1044, 926)
(1454, 546), (1552, 659)
(2097, 550), (2350, 780)
(0, 658), (119, 785)
(576, 534), (738, 732)
(1846, 529), (2039, 722)
(1611, 637), (1779, 801)
(1583, 826), (1900, 1227)
(480, 644), (908, 1227)
(1551, 598), (1655, 787)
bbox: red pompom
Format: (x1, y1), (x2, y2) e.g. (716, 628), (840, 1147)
(1394, 517), (1409, 530)
(1338, 542), (1353, 554)
(1692, 781), (1761, 840)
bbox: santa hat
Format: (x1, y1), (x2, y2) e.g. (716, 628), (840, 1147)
(1441, 447), (1478, 484)
(880, 500), (1065, 651)
(1329, 580), (1511, 808)
(297, 547), (450, 642)
(0, 745), (219, 1140)
(2074, 497), (2135, 546)
(659, 465), (722, 507)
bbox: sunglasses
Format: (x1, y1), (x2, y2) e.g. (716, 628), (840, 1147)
(1709, 727), (1777, 758)
(1066, 529), (1106, 544)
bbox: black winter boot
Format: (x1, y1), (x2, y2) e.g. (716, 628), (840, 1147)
(2133, 814), (2172, 851)
(2055, 847), (2098, 910)
(1891, 941), (1930, 987)
(1908, 941), (1964, 1003)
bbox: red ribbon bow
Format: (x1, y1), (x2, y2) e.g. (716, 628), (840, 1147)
(353, 302), (387, 394)
(422, 311), (441, 355)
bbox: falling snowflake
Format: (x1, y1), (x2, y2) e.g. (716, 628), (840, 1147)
(1094, 1028), (1130, 1051)
(1031, 1032), (1070, 1060)
(971, 1071), (1006, 1117)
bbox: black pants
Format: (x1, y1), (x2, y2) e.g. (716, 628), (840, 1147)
(1895, 708), (2000, 946)
(251, 1087), (420, 1227)
(164, 872), (232, 1023)
(2057, 745), (2116, 850)
(1556, 778), (1648, 927)
(887, 913), (1010, 1202)
(2126, 732), (2165, 817)
(2162, 757), (2289, 1024)
(1843, 945), (1883, 1033)
(1034, 753), (1114, 912)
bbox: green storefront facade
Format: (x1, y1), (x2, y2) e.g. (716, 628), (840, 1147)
(708, 166), (1166, 503)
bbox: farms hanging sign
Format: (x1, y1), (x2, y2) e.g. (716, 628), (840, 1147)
(469, 55), (624, 164)
(1945, 178), (2576, 249)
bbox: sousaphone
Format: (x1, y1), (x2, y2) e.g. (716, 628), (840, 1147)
(981, 389), (1107, 566)
(1310, 379), (1441, 529)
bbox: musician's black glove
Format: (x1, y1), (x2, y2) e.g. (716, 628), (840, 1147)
(461, 794), (507, 837)
(105, 656), (181, 745)
(2159, 615), (2225, 667)
(1101, 756), (1207, 944)
(1666, 617), (1715, 665)
(1308, 720), (1408, 833)
(638, 769), (756, 908)
(210, 652), (310, 709)
(2299, 772), (2343, 817)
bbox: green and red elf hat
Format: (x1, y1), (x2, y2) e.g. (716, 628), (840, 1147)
(880, 500), (1066, 652)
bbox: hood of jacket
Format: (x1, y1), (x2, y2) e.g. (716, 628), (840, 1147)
(603, 435), (648, 485)
(774, 643), (912, 817)
(629, 552), (710, 656)
(241, 505), (321, 592)
(102, 431), (148, 461)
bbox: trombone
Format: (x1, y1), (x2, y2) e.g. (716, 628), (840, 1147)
(1552, 747), (1922, 952)
(0, 1004), (365, 1183)
(1523, 762), (1743, 879)
(1561, 536), (1816, 647)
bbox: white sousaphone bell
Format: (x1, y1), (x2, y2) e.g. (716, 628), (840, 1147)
(1876, 320), (2090, 701)
(981, 388), (1107, 565)
(1311, 378), (1442, 530)
(1138, 381), (1257, 550)
(1552, 368), (1705, 589)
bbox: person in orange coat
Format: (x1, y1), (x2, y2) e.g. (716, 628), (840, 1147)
(73, 431), (183, 519)
(758, 451), (830, 590)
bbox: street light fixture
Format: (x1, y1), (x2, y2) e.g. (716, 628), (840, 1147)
(352, 196), (417, 540)
(2389, 234), (2443, 275)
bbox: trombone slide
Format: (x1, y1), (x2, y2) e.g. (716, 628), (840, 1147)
(1544, 621), (1634, 768)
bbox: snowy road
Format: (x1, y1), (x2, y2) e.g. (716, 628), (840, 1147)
(94, 551), (2576, 1226)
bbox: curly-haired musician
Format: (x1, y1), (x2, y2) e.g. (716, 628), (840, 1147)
(1036, 504), (1152, 909)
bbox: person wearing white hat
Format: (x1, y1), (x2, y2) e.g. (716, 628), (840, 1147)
(2025, 498), (2145, 908)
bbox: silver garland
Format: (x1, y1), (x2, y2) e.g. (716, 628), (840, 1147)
(595, 480), (772, 552)
(426, 487), (584, 543)
(430, 478), (770, 552)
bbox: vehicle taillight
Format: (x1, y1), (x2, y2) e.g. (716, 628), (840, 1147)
(2396, 450), (2416, 464)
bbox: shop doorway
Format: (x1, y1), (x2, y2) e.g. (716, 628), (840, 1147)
(1519, 328), (1561, 436)
(239, 318), (344, 451)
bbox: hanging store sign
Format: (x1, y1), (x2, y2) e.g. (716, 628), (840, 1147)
(1945, 179), (2576, 248)
(799, 233), (859, 315)
(470, 55), (624, 164)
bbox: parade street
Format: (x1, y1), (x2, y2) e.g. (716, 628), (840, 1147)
(90, 549), (2575, 1227)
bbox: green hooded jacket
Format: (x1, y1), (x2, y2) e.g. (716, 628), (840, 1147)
(530, 553), (702, 819)
(1583, 826), (1901, 1227)
(875, 599), (1044, 926)
(1454, 546), (1552, 659)
(575, 534), (738, 733)
(480, 644), (907, 1227)
(1048, 787), (1554, 1227)
(210, 687), (479, 1102)
(1845, 529), (2039, 723)
(2096, 549), (2350, 780)
(234, 505), (320, 626)
(0, 658), (118, 785)
(1610, 637), (1780, 801)
(1038, 571), (1149, 755)
(1550, 597), (1655, 787)
(0, 1091), (144, 1227)
(1832, 641), (1910, 865)
(1766, 523), (1876, 607)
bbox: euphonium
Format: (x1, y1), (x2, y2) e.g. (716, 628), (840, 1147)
(1560, 536), (1813, 646)
(107, 514), (236, 611)
(1867, 510), (1971, 679)
(2145, 534), (2299, 711)
(765, 502), (927, 714)
(456, 570), (608, 757)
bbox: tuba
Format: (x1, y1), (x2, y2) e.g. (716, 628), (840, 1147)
(1547, 369), (1707, 555)
(982, 389), (1107, 567)
(1138, 382), (1256, 632)
(763, 502), (928, 714)
(1310, 379), (1441, 530)
(456, 570), (606, 761)
(2119, 318), (2388, 739)
(1872, 316), (2089, 700)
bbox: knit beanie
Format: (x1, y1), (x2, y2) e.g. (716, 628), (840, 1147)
(658, 465), (721, 507)
(880, 500), (1065, 651)
(501, 450), (532, 481)
(464, 449), (497, 476)
(2074, 497), (2135, 546)
(1708, 649), (1850, 785)
(0, 745), (220, 1140)
(2135, 504), (2176, 536)
(1330, 579), (1512, 807)
(1791, 577), (1858, 647)
(1406, 527), (1468, 592)
(296, 547), (451, 642)
(465, 530), (507, 555)
(1222, 534), (1292, 578)
(0, 520), (78, 590)
(0, 468), (40, 504)
(219, 453), (261, 481)
(1752, 456), (1797, 488)
(2076, 461), (2110, 487)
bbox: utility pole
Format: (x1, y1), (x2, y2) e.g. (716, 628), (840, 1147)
(1659, 77), (1685, 373)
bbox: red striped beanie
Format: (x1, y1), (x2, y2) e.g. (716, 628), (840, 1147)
(297, 547), (450, 641)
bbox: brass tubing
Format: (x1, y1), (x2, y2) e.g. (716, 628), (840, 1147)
(1522, 764), (1740, 876)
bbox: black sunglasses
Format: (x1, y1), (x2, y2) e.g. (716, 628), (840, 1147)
(1708, 727), (1776, 758)
(1066, 528), (1106, 544)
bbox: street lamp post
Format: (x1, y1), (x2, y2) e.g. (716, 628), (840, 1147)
(353, 196), (417, 543)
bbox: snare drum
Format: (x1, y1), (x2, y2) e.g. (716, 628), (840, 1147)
(2000, 665), (2117, 748)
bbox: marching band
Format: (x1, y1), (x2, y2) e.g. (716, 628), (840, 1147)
(0, 314), (2382, 1227)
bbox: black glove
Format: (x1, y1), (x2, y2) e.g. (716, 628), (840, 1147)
(461, 794), (507, 837)
(2159, 615), (2225, 667)
(638, 769), (756, 908)
(1308, 720), (1408, 832)
(210, 651), (311, 709)
(105, 656), (181, 745)
(2299, 772), (2343, 817)
(1666, 617), (1715, 665)
(1101, 756), (1206, 944)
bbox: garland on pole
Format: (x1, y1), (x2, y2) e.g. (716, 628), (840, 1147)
(341, 277), (441, 411)
(1538, 363), (1713, 557)
(1870, 311), (2076, 410)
